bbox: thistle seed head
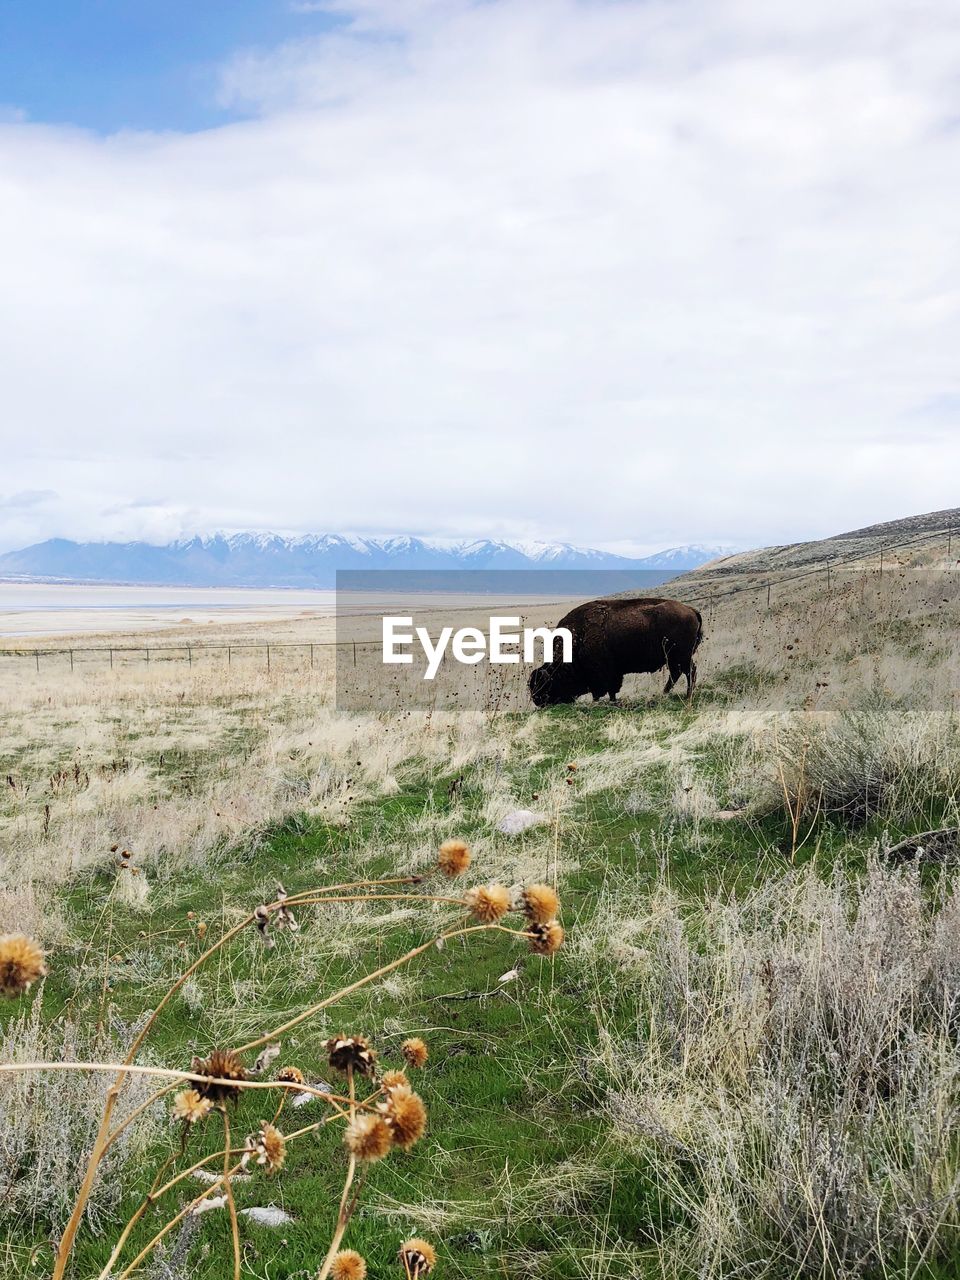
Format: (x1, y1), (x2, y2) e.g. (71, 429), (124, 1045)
(521, 883), (560, 925)
(344, 1112), (393, 1162)
(327, 1034), (377, 1077)
(465, 884), (511, 923)
(331, 1251), (367, 1280)
(438, 838), (471, 877)
(399, 1238), (437, 1276)
(171, 1088), (213, 1125)
(191, 1049), (247, 1103)
(401, 1037), (429, 1069)
(527, 920), (564, 956)
(0, 935), (47, 997)
(246, 1121), (286, 1174)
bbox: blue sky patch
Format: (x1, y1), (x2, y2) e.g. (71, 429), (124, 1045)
(0, 0), (336, 132)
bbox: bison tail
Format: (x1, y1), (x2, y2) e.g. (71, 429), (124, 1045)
(693, 609), (703, 652)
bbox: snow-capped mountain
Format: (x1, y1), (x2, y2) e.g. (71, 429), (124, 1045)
(0, 534), (733, 587)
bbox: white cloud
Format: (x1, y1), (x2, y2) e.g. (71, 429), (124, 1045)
(1, 0), (959, 552)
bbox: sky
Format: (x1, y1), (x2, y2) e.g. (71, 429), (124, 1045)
(0, 0), (958, 557)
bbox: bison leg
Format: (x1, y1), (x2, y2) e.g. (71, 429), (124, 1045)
(685, 662), (697, 699)
(663, 665), (680, 695)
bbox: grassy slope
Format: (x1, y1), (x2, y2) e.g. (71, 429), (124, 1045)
(5, 610), (960, 1280)
(6, 682), (892, 1280)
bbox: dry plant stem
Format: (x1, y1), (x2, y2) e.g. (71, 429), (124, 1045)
(96, 1145), (247, 1280)
(50, 883), (502, 1277)
(283, 876), (423, 904)
(101, 1082), (179, 1157)
(113, 1166), (245, 1280)
(221, 1108), (241, 1280)
(51, 905), (268, 1279)
(293, 892), (466, 907)
(103, 1122), (338, 1278)
(0, 1062), (364, 1114)
(51, 878), (410, 1278)
(237, 921), (526, 1054)
(316, 1066), (358, 1280)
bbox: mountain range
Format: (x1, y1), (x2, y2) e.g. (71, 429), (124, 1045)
(0, 534), (734, 588)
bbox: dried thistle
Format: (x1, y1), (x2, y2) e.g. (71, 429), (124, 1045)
(274, 882), (299, 932)
(438, 838), (471, 877)
(171, 1088), (213, 1125)
(253, 903), (273, 947)
(245, 1121), (286, 1174)
(521, 883), (560, 925)
(399, 1238), (437, 1276)
(382, 1068), (410, 1091)
(331, 1250), (367, 1280)
(380, 1086), (427, 1149)
(327, 1034), (377, 1077)
(191, 1049), (247, 1103)
(276, 1065), (305, 1085)
(527, 920), (564, 956)
(401, 1037), (429, 1069)
(344, 1113), (393, 1162)
(465, 884), (511, 923)
(0, 934), (47, 997)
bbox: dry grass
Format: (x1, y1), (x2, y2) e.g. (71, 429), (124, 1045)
(587, 857), (960, 1278)
(0, 999), (164, 1235)
(0, 646), (523, 888)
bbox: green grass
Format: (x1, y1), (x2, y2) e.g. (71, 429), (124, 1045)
(2, 699), (952, 1279)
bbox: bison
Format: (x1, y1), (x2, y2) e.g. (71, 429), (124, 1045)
(528, 596), (702, 706)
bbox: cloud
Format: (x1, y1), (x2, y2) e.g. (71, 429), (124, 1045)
(0, 490), (58, 510)
(1, 0), (959, 553)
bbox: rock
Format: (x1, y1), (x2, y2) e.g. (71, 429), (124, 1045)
(497, 809), (545, 835)
(192, 1195), (227, 1215)
(241, 1206), (295, 1227)
(291, 1080), (333, 1107)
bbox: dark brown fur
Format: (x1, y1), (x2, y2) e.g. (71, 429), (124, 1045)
(528, 596), (702, 706)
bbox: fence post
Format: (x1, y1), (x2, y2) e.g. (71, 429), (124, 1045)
(35, 649), (40, 673)
(266, 645), (271, 671)
(879, 549), (884, 577)
(766, 582), (771, 608)
(353, 641), (357, 667)
(227, 646), (232, 666)
(69, 649), (74, 673)
(187, 646), (192, 666)
(145, 648), (150, 664)
(109, 649), (113, 670)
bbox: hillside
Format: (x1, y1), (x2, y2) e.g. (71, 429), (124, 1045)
(681, 505), (960, 583)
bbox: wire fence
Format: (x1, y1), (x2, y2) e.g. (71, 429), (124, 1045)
(0, 638), (383, 674)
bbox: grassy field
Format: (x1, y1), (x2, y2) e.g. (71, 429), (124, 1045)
(3, 554), (960, 1278)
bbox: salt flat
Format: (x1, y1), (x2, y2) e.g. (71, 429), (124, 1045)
(0, 582), (338, 640)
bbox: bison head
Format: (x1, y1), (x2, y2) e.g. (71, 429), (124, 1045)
(529, 662), (578, 707)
